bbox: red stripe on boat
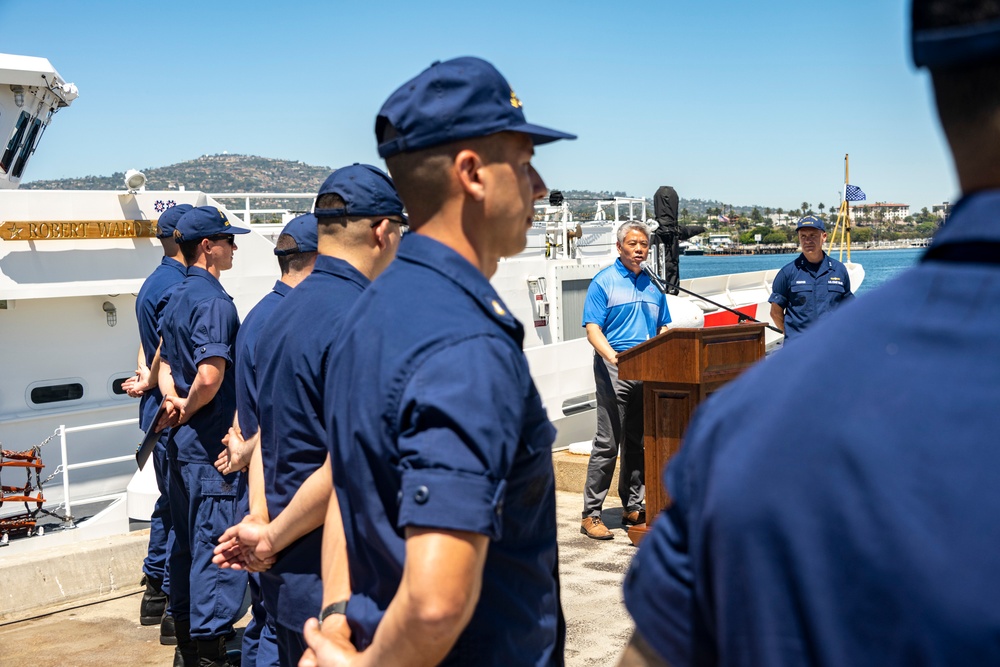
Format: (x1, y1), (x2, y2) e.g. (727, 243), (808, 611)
(704, 305), (758, 327)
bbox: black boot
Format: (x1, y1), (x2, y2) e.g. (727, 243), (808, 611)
(160, 610), (177, 645)
(139, 574), (167, 625)
(197, 637), (240, 667)
(172, 619), (198, 667)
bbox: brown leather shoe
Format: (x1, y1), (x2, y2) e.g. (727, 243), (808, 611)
(581, 516), (614, 540)
(622, 509), (646, 527)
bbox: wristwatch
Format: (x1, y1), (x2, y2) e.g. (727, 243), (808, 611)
(318, 599), (348, 627)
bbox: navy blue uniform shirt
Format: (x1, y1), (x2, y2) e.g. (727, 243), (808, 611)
(234, 280), (291, 438)
(624, 190), (1000, 666)
(254, 256), (369, 632)
(158, 266), (240, 464)
(768, 252), (853, 342)
(135, 256), (186, 430)
(325, 233), (563, 666)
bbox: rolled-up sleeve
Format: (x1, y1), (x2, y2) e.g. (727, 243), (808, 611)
(768, 268), (790, 308)
(191, 299), (238, 366)
(395, 336), (526, 540)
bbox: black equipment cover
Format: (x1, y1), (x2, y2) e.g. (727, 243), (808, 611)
(652, 186), (705, 294)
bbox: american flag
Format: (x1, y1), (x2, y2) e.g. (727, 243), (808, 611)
(718, 214), (730, 224)
(845, 184), (866, 202)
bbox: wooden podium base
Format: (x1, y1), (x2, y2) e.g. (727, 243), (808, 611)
(626, 522), (649, 546)
(618, 325), (765, 538)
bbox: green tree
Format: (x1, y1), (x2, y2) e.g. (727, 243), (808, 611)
(852, 227), (873, 243)
(801, 201), (811, 215)
(739, 226), (772, 244)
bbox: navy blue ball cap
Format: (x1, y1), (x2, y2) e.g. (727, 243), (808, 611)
(314, 163), (406, 221)
(912, 15), (1000, 69)
(376, 56), (576, 158)
(175, 205), (251, 241)
(796, 215), (826, 232)
(156, 203), (193, 238)
(274, 213), (318, 256)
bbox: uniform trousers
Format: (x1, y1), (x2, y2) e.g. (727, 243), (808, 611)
(582, 354), (645, 517)
(243, 574), (279, 667)
(275, 624), (309, 667)
(238, 477), (279, 667)
(143, 434), (173, 594)
(167, 457), (248, 639)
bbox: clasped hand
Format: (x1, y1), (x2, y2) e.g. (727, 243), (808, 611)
(213, 514), (277, 573)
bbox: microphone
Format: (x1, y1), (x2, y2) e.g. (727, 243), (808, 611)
(639, 261), (668, 293)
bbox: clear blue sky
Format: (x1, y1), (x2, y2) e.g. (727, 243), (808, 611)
(0, 0), (957, 212)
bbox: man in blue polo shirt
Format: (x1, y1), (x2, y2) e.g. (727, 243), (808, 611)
(217, 213), (318, 667)
(123, 202), (191, 639)
(157, 206), (250, 667)
(214, 165), (404, 667)
(299, 57), (574, 667)
(620, 3), (1000, 665)
(768, 215), (853, 343)
(580, 221), (670, 540)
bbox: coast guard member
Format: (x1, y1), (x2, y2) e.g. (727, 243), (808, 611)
(580, 221), (670, 540)
(300, 56), (574, 667)
(157, 206), (250, 667)
(220, 213), (319, 667)
(768, 215), (853, 342)
(215, 165), (404, 667)
(124, 202), (191, 639)
(620, 2), (1000, 665)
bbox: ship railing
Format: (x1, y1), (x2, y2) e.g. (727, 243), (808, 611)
(531, 197), (651, 260)
(57, 417), (138, 527)
(208, 193), (316, 226)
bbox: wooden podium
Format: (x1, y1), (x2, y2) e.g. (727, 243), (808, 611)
(617, 324), (765, 545)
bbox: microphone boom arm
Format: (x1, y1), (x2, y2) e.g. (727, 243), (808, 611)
(639, 262), (784, 336)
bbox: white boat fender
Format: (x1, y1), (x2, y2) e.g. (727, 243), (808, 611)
(665, 295), (705, 329)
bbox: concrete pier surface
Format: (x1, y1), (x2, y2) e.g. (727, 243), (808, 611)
(0, 489), (639, 666)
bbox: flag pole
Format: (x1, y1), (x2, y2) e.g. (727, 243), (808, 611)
(845, 153), (852, 262)
(828, 154), (847, 257)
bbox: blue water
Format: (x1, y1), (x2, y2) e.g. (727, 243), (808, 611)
(680, 248), (924, 296)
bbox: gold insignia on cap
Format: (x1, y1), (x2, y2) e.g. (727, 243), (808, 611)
(510, 91), (522, 109)
(491, 299), (506, 316)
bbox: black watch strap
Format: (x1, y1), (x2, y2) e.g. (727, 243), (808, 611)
(319, 600), (349, 625)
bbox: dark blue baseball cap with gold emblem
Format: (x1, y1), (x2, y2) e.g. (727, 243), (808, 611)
(796, 215), (826, 232)
(156, 203), (193, 239)
(375, 56), (576, 158)
(175, 206), (251, 241)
